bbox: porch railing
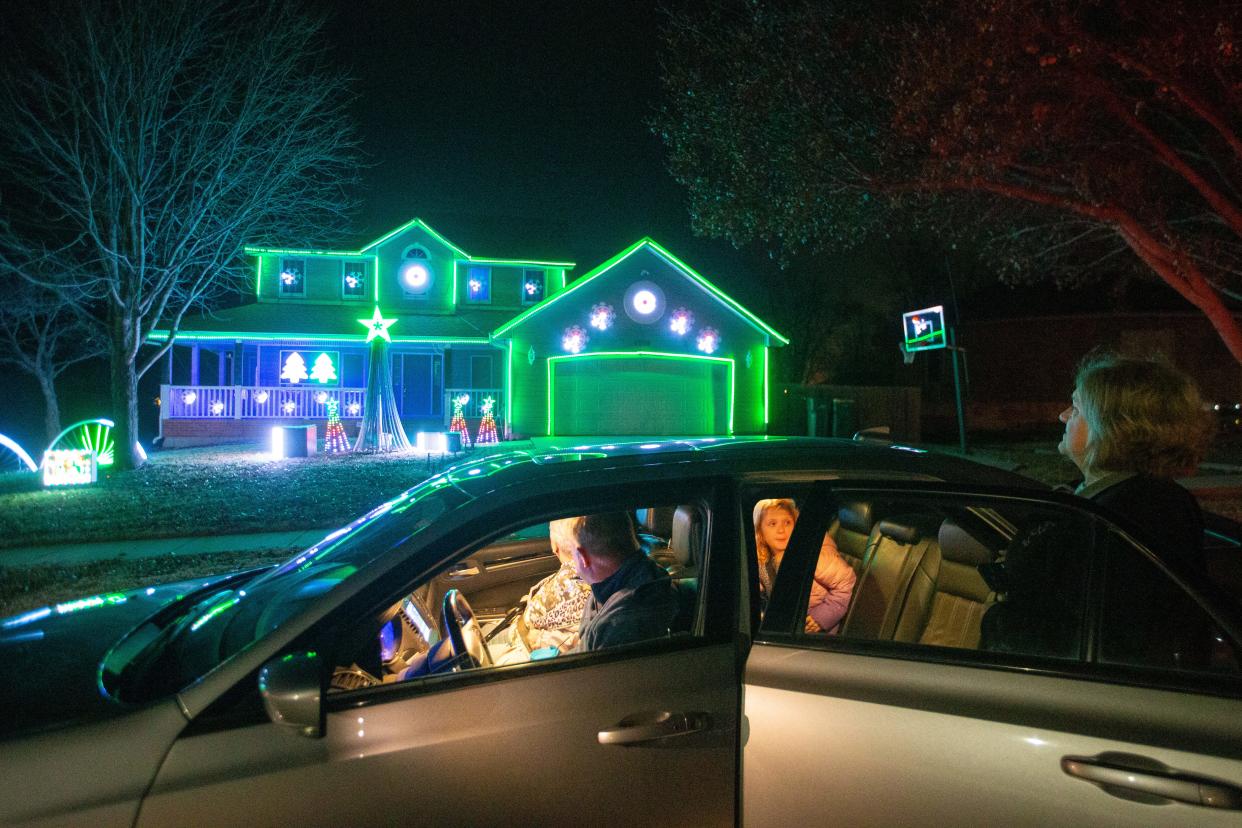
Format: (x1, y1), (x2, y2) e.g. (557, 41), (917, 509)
(162, 385), (366, 419)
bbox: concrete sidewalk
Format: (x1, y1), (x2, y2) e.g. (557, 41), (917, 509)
(0, 528), (329, 569)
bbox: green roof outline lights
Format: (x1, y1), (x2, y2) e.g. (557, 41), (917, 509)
(246, 218), (573, 304)
(545, 350), (735, 436)
(490, 238), (789, 346)
(146, 330), (490, 345)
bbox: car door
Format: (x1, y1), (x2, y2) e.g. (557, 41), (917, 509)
(742, 481), (1242, 827)
(136, 478), (742, 827)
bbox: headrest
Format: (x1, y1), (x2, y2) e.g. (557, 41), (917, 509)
(639, 507), (675, 539)
(837, 501), (875, 535)
(875, 518), (923, 545)
(938, 519), (994, 566)
(669, 506), (699, 567)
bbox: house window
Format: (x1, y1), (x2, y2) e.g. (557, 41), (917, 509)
(342, 261), (368, 299)
(401, 247), (433, 297)
(465, 266), (491, 303)
(521, 269), (545, 305)
(279, 258), (306, 296)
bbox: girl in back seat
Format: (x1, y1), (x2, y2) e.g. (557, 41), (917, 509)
(754, 499), (856, 634)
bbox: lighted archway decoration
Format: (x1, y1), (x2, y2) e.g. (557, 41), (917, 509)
(46, 418), (115, 467)
(0, 433), (38, 473)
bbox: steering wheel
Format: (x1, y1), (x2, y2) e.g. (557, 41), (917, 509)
(440, 589), (493, 671)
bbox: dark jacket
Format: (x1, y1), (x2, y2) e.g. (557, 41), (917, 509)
(575, 553), (678, 652)
(1088, 473), (1204, 571)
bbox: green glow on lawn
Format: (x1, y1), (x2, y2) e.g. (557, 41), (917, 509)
(545, 350), (735, 436)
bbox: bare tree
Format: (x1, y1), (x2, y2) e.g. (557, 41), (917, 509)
(0, 0), (358, 468)
(0, 282), (103, 444)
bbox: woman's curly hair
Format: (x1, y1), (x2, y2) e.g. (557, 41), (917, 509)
(1075, 352), (1214, 479)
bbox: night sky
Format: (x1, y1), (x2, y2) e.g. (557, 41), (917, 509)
(318, 0), (754, 288)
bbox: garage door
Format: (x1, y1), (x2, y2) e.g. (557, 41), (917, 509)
(548, 353), (733, 436)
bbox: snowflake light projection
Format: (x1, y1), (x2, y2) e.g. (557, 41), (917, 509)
(589, 302), (615, 331)
(181, 390), (197, 405)
(282, 400), (297, 415)
(669, 307), (695, 335)
(696, 327), (720, 354)
(211, 401), (225, 415)
(347, 402), (361, 416)
(562, 325), (589, 354)
(254, 390), (270, 405)
(315, 391), (329, 404)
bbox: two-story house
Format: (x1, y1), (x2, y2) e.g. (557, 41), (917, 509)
(151, 219), (787, 446)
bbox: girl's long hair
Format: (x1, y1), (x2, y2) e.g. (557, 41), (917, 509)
(753, 498), (799, 570)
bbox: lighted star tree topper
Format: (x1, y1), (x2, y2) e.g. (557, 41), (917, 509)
(353, 307), (411, 453)
(475, 396), (498, 445)
(323, 398), (350, 454)
(449, 393), (473, 449)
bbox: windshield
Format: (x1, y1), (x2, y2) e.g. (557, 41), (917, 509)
(104, 471), (469, 703)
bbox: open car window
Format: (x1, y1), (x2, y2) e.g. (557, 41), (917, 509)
(758, 482), (1242, 693)
(326, 494), (717, 695)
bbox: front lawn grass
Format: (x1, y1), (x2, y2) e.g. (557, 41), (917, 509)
(0, 444), (453, 549)
(0, 547), (300, 617)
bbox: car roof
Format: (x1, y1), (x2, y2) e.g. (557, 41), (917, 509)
(434, 436), (1045, 499)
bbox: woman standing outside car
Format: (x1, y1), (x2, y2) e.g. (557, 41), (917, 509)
(1058, 352), (1214, 567)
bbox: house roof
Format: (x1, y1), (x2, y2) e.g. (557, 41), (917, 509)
(150, 302), (513, 345)
(244, 216), (576, 269)
(491, 238), (789, 346)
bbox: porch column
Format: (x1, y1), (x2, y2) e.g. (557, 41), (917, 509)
(232, 341), (244, 384)
(217, 351), (227, 386)
(165, 346), (174, 384)
(190, 345), (200, 386)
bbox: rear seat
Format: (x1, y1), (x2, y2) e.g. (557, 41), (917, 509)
(841, 516), (941, 642)
(830, 501), (877, 576)
(917, 519), (996, 649)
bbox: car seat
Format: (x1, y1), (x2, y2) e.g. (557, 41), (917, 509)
(841, 516), (941, 641)
(917, 518), (997, 649)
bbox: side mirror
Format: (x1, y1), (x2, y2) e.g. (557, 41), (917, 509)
(258, 650), (324, 738)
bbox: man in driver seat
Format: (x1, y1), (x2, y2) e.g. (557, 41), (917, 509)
(568, 512), (679, 652)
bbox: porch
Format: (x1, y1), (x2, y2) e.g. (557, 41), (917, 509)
(158, 384), (506, 448)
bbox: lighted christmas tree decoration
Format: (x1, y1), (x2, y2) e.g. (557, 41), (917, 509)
(281, 351), (308, 383)
(475, 396), (499, 445)
(310, 352), (337, 384)
(696, 327), (720, 354)
(589, 302), (615, 331)
(354, 309), (411, 452)
(448, 393), (473, 449)
(323, 398), (350, 454)
(562, 325), (589, 354)
(669, 307), (695, 335)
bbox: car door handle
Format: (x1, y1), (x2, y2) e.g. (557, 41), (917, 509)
(1062, 754), (1242, 809)
(598, 711), (711, 746)
(446, 562), (480, 577)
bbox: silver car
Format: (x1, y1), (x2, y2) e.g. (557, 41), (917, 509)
(2, 438), (1240, 826)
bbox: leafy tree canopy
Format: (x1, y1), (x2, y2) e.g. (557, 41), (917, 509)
(655, 0), (1242, 361)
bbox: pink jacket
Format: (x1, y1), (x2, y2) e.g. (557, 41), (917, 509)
(806, 534), (857, 633)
